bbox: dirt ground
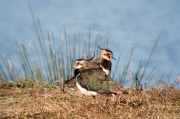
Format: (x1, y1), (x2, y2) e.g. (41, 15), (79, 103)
(0, 82), (180, 119)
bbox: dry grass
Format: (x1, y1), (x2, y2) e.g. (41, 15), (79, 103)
(0, 82), (180, 119)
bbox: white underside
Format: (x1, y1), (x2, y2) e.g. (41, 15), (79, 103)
(76, 74), (97, 96)
(100, 65), (109, 75)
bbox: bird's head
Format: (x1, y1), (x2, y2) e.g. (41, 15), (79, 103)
(73, 51), (95, 69)
(98, 45), (116, 60)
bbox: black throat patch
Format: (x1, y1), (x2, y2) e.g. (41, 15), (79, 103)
(101, 59), (111, 70)
(74, 69), (80, 77)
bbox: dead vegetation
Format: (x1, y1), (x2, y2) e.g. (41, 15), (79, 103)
(0, 80), (180, 119)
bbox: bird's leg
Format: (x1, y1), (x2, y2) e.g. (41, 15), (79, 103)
(80, 93), (83, 97)
(92, 95), (96, 104)
(92, 95), (100, 105)
(110, 94), (116, 102)
(105, 94), (117, 105)
(105, 95), (110, 105)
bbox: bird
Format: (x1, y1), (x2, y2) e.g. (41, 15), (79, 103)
(88, 45), (116, 75)
(64, 46), (116, 86)
(64, 53), (95, 86)
(71, 58), (121, 96)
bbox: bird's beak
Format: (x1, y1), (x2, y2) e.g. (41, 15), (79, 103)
(112, 57), (116, 60)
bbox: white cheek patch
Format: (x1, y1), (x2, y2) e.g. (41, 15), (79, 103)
(76, 65), (82, 69)
(102, 55), (110, 60)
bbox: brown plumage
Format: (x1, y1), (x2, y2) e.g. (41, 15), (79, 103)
(65, 46), (116, 86)
(64, 60), (89, 85)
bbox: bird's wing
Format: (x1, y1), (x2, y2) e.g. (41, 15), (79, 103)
(77, 69), (120, 94)
(64, 76), (76, 85)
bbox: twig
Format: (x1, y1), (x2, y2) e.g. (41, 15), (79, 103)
(61, 76), (64, 92)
